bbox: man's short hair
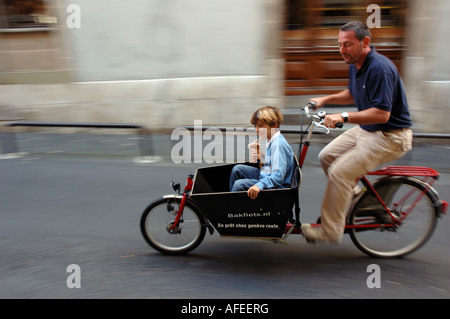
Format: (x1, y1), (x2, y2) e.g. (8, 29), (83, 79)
(340, 21), (371, 41)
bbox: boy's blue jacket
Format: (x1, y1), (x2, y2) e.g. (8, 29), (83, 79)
(255, 131), (295, 190)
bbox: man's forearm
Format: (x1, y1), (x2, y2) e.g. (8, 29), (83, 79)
(322, 89), (354, 106)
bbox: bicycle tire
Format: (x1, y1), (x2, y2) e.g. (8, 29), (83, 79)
(140, 197), (207, 255)
(348, 177), (439, 258)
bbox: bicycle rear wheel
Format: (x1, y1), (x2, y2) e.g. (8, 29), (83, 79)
(140, 197), (206, 255)
(349, 177), (438, 258)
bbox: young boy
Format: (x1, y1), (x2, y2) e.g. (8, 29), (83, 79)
(229, 106), (296, 199)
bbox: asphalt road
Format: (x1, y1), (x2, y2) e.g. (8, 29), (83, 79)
(1, 133), (449, 302)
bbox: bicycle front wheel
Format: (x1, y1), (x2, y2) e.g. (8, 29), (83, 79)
(349, 177), (438, 258)
(140, 197), (206, 255)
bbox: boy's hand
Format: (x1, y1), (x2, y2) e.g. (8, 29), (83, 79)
(247, 185), (261, 199)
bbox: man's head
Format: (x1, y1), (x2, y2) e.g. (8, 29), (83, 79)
(338, 21), (372, 67)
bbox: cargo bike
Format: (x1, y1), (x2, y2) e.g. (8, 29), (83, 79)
(140, 103), (448, 258)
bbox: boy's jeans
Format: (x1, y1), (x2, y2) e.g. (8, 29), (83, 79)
(229, 164), (260, 192)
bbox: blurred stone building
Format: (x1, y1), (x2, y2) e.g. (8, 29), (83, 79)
(0, 0), (448, 132)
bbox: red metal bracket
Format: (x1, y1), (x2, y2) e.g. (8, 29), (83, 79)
(367, 166), (440, 178)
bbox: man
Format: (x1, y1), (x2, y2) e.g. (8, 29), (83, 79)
(301, 21), (413, 243)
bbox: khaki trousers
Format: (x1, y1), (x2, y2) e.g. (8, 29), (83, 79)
(315, 126), (413, 242)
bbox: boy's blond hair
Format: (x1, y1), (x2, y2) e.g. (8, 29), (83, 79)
(250, 106), (283, 128)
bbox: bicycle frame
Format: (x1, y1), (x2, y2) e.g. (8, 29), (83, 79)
(168, 174), (194, 233)
(281, 109), (448, 240)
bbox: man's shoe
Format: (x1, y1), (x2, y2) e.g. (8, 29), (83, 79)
(300, 223), (316, 244)
(301, 223), (341, 244)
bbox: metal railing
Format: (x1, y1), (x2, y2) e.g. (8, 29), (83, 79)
(184, 125), (450, 139)
(1, 121), (158, 162)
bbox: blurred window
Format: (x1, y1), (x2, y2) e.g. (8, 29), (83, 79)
(283, 0), (409, 95)
(0, 0), (57, 29)
(286, 0), (408, 30)
(286, 0), (308, 30)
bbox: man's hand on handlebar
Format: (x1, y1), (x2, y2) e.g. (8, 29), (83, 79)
(309, 97), (327, 110)
(324, 113), (344, 129)
(304, 102), (344, 129)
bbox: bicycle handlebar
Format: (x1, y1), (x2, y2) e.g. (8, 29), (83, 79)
(304, 102), (344, 130)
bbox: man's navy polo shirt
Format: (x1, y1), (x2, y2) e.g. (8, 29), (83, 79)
(348, 47), (412, 131)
